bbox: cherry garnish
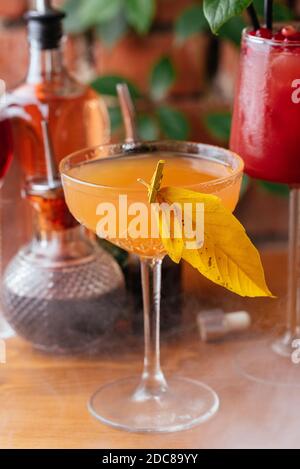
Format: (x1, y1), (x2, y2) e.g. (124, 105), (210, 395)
(274, 26), (300, 42)
(282, 25), (297, 37)
(273, 31), (285, 41)
(248, 26), (300, 47)
(249, 27), (272, 39)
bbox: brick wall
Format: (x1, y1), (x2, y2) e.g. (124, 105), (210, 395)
(0, 0), (214, 94)
(0, 0), (27, 20)
(0, 1), (28, 88)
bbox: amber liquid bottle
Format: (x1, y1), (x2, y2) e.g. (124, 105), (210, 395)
(1, 2), (126, 353)
(11, 19), (109, 180)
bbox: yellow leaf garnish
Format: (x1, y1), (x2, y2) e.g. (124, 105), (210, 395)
(158, 187), (273, 297)
(138, 160), (165, 203)
(138, 162), (273, 298)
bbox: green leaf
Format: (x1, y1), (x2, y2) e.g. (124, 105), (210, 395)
(259, 181), (289, 197)
(175, 5), (209, 42)
(157, 106), (190, 140)
(96, 10), (128, 46)
(150, 57), (176, 101)
(108, 106), (123, 133)
(125, 0), (156, 34)
(91, 75), (141, 98)
(203, 0), (252, 34)
(63, 0), (86, 34)
(137, 114), (160, 141)
(204, 112), (232, 141)
(219, 15), (246, 46)
(63, 0), (123, 34)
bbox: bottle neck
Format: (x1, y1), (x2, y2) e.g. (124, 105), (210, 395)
(30, 224), (96, 267)
(26, 42), (65, 84)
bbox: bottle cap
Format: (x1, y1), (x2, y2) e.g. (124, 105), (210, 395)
(197, 309), (251, 342)
(224, 311), (251, 332)
(25, 0), (66, 50)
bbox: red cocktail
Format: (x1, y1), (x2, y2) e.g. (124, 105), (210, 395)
(0, 116), (13, 185)
(230, 26), (300, 184)
(231, 24), (300, 374)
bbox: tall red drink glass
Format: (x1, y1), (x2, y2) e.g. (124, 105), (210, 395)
(231, 25), (300, 362)
(231, 28), (300, 184)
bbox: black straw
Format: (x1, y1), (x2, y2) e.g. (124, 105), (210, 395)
(264, 0), (273, 30)
(247, 3), (260, 31)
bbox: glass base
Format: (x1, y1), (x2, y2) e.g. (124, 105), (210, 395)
(235, 336), (300, 387)
(272, 330), (300, 358)
(88, 376), (219, 433)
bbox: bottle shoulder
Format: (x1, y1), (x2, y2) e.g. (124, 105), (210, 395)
(10, 76), (89, 101)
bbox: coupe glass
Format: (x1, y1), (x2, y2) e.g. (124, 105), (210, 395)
(230, 25), (300, 384)
(60, 140), (243, 433)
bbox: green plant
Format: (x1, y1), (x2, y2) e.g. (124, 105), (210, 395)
(63, 0), (156, 38)
(62, 0), (296, 186)
(91, 55), (189, 140)
(202, 0), (292, 34)
(63, 0), (192, 140)
(176, 0), (292, 46)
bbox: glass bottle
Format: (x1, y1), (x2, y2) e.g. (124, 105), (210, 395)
(1, 1), (126, 353)
(11, 5), (109, 180)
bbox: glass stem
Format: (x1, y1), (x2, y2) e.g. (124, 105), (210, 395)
(286, 188), (300, 337)
(133, 257), (168, 401)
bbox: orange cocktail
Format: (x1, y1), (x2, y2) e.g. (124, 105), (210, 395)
(60, 141), (244, 433)
(61, 148), (242, 258)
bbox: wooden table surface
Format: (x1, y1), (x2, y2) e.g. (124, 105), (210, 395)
(1, 245), (299, 449)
